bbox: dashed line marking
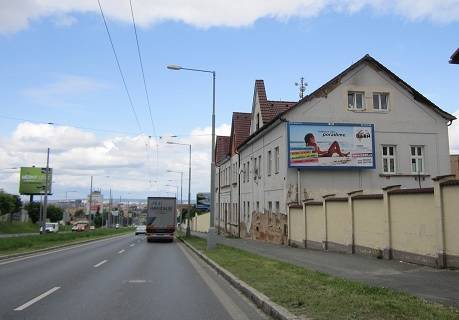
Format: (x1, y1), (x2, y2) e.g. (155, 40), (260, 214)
(14, 287), (61, 311)
(93, 260), (108, 268)
(130, 244), (135, 247)
(118, 249), (125, 254)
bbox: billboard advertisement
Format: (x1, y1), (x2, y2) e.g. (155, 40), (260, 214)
(19, 167), (53, 195)
(196, 192), (211, 211)
(288, 122), (375, 168)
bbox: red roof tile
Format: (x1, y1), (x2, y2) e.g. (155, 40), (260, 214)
(215, 135), (230, 164)
(255, 80), (296, 124)
(230, 112), (251, 155)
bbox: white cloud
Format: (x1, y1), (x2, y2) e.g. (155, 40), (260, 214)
(449, 110), (459, 154)
(1, 0), (459, 34)
(0, 121), (231, 199)
(23, 75), (109, 108)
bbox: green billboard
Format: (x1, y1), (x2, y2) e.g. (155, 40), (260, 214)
(19, 167), (53, 195)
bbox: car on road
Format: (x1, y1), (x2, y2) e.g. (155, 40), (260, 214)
(40, 223), (59, 234)
(72, 221), (89, 232)
(135, 225), (146, 235)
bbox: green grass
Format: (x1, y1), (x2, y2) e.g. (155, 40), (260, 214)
(0, 222), (39, 234)
(180, 235), (459, 320)
(0, 228), (134, 256)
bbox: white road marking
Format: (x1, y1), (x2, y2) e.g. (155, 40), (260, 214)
(129, 244), (135, 247)
(14, 287), (60, 311)
(0, 234), (131, 266)
(178, 243), (250, 320)
(93, 260), (108, 268)
(118, 249), (125, 254)
(127, 280), (146, 283)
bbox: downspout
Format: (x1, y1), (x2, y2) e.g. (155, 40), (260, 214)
(237, 150), (241, 238)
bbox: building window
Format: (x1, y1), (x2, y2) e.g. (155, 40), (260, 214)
(274, 147), (280, 173)
(348, 91), (365, 110)
(256, 201), (259, 213)
(258, 155), (262, 178)
(243, 163), (246, 183)
(256, 113), (260, 130)
(243, 202), (246, 220)
(411, 146), (424, 174)
(254, 157), (258, 180)
(382, 145), (396, 174)
(373, 92), (389, 111)
(267, 150), (272, 176)
(275, 201), (280, 213)
(268, 201), (272, 213)
(247, 161), (250, 182)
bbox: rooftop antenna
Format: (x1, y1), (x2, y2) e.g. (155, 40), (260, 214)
(295, 77), (307, 99)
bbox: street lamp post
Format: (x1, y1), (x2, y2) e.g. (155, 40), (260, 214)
(167, 170), (183, 205)
(166, 141), (192, 237)
(167, 65), (217, 249)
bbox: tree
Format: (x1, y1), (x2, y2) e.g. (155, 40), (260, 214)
(26, 202), (41, 223)
(94, 213), (102, 228)
(47, 205), (63, 223)
(0, 191), (22, 220)
(74, 209), (85, 218)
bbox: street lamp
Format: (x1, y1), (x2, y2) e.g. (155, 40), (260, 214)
(165, 184), (179, 199)
(166, 141), (192, 237)
(167, 64), (217, 249)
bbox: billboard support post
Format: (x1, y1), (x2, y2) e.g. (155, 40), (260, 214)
(41, 148), (50, 235)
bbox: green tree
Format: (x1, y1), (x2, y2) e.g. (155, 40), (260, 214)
(47, 205), (63, 222)
(94, 213), (102, 228)
(74, 209), (85, 218)
(0, 191), (22, 219)
(25, 202), (41, 223)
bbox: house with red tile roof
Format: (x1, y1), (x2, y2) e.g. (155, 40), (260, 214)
(214, 54), (455, 245)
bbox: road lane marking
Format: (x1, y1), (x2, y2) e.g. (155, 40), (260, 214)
(93, 260), (108, 268)
(178, 243), (250, 320)
(14, 287), (60, 311)
(0, 234), (131, 266)
(127, 280), (147, 283)
(118, 249), (125, 254)
(130, 244), (135, 247)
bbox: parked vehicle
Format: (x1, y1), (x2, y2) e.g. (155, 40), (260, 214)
(71, 221), (89, 232)
(135, 225), (146, 235)
(146, 197), (176, 242)
(40, 222), (59, 234)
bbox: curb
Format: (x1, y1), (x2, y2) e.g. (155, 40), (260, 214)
(0, 232), (131, 261)
(179, 237), (302, 320)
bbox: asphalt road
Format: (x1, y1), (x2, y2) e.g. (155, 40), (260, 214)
(0, 234), (268, 320)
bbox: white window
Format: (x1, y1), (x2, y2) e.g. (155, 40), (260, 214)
(382, 145), (396, 174)
(274, 147), (280, 173)
(348, 91), (365, 110)
(410, 146), (424, 174)
(247, 202), (250, 216)
(253, 157), (258, 180)
(258, 155), (262, 178)
(243, 163), (246, 183)
(267, 150), (272, 176)
(275, 201), (280, 213)
(247, 161), (250, 182)
(256, 201), (259, 213)
(243, 202), (246, 220)
(373, 92), (389, 111)
(268, 201), (272, 213)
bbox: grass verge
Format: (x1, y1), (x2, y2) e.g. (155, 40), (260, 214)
(179, 235), (459, 320)
(0, 222), (39, 234)
(0, 228), (134, 256)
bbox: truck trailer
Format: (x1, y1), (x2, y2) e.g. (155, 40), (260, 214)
(146, 197), (176, 242)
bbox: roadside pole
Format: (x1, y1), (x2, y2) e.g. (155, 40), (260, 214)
(108, 188), (112, 228)
(41, 148), (50, 235)
(89, 176), (93, 226)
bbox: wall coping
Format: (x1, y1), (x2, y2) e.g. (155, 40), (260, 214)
(304, 201), (323, 206)
(440, 179), (459, 187)
(352, 194), (384, 200)
(325, 197), (348, 202)
(288, 204), (303, 209)
(432, 174), (456, 181)
(322, 193), (336, 199)
(388, 187), (434, 195)
(347, 189), (363, 195)
(382, 184), (401, 191)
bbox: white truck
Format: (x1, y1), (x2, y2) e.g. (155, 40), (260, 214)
(146, 197), (177, 242)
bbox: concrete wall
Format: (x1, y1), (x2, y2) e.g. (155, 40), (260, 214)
(325, 200), (350, 253)
(443, 183), (459, 267)
(290, 177), (459, 268)
(191, 213), (210, 233)
(305, 203), (324, 250)
(353, 197), (385, 256)
(389, 191), (437, 265)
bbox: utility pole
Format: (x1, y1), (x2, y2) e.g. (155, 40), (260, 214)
(187, 144), (192, 237)
(41, 148), (50, 235)
(108, 188), (112, 228)
(89, 176), (93, 226)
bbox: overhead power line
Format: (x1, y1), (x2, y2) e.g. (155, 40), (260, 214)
(97, 0), (144, 136)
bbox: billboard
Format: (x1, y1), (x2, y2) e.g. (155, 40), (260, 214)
(288, 122), (375, 168)
(196, 192), (211, 211)
(19, 167), (53, 195)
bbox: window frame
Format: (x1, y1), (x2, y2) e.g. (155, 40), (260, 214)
(381, 145), (397, 174)
(410, 145), (425, 174)
(347, 91), (365, 110)
(373, 92), (389, 111)
(267, 150), (272, 176)
(274, 146), (280, 174)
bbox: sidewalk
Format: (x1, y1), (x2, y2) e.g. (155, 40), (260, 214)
(192, 231), (459, 308)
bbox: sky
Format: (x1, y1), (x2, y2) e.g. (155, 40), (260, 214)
(0, 0), (458, 201)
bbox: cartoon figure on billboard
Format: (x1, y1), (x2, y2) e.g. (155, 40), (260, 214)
(304, 133), (349, 157)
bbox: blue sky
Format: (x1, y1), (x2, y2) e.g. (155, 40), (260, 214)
(0, 1), (458, 199)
